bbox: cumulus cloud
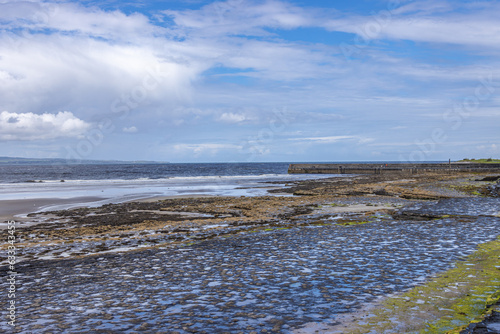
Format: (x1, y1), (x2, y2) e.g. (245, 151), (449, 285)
(0, 1), (203, 117)
(123, 126), (138, 133)
(218, 112), (248, 123)
(0, 111), (90, 141)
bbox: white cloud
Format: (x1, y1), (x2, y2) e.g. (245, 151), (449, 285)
(290, 136), (355, 143)
(0, 111), (90, 140)
(288, 135), (375, 147)
(173, 119), (185, 126)
(173, 143), (242, 155)
(324, 1), (500, 49)
(0, 2), (203, 116)
(0, 1), (163, 43)
(218, 112), (248, 123)
(0, 0), (498, 161)
(391, 1), (453, 15)
(163, 0), (320, 37)
(123, 126), (138, 133)
(379, 18), (500, 48)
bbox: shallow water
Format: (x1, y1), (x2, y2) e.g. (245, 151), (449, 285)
(0, 173), (335, 214)
(5, 198), (500, 333)
(401, 197), (500, 217)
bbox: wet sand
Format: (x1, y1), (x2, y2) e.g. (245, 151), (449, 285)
(0, 197), (104, 223)
(0, 195), (218, 226)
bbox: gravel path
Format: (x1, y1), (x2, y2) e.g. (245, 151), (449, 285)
(4, 206), (500, 333)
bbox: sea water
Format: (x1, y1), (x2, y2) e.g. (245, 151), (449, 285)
(0, 162), (337, 212)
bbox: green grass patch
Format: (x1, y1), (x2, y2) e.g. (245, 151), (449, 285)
(459, 158), (500, 164)
(448, 183), (488, 197)
(342, 236), (500, 333)
(336, 221), (371, 226)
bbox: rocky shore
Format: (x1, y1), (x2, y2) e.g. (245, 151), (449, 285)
(2, 172), (500, 333)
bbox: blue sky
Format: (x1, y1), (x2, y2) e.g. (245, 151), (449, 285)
(0, 0), (499, 162)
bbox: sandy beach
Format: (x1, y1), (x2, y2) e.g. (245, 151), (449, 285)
(0, 196), (107, 222)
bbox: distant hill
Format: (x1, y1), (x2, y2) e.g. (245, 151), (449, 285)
(0, 156), (166, 165)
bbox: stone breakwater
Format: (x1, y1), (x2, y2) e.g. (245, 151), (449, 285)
(288, 163), (500, 175)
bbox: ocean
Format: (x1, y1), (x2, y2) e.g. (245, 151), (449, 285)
(0, 162), (296, 183)
(0, 162), (337, 213)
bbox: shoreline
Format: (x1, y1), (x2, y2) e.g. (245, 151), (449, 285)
(0, 174), (331, 222)
(2, 171), (500, 333)
(3, 171), (498, 260)
(0, 196), (105, 223)
(0, 191), (294, 227)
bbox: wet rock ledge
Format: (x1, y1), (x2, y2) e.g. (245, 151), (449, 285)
(2, 171), (500, 333)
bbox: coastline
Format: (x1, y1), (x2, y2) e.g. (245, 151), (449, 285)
(2, 171), (500, 333)
(0, 172), (333, 222)
(0, 196), (105, 223)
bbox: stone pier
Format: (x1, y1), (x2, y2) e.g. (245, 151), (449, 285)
(288, 162), (500, 175)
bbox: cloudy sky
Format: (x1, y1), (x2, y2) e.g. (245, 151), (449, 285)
(0, 0), (499, 162)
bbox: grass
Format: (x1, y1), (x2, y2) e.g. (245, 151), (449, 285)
(327, 203), (349, 207)
(341, 235), (500, 334)
(336, 221), (371, 226)
(459, 158), (500, 164)
(447, 182), (488, 197)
